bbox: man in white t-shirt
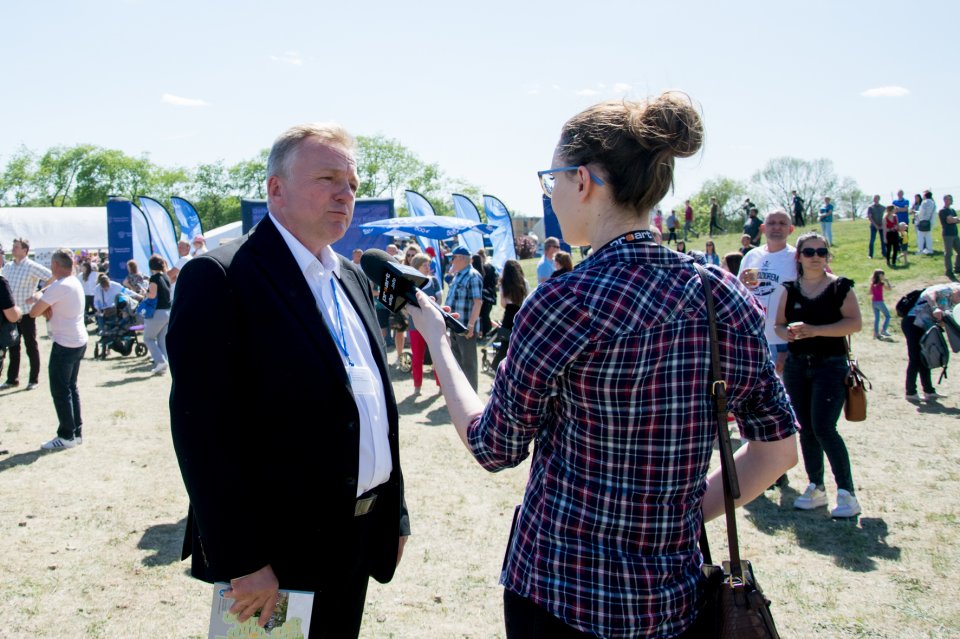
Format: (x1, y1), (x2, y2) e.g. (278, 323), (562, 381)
(738, 209), (797, 373)
(25, 249), (88, 451)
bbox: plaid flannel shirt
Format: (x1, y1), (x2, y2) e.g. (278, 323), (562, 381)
(445, 267), (483, 332)
(1, 258), (52, 308)
(468, 239), (797, 638)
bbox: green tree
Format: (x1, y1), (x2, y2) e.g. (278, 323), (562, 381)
(229, 149), (269, 199)
(35, 144), (97, 206)
(355, 134), (423, 200)
(836, 177), (868, 220)
(0, 145), (39, 205)
(686, 176), (748, 233)
(751, 157), (838, 216)
(74, 149), (155, 205)
(190, 161), (239, 229)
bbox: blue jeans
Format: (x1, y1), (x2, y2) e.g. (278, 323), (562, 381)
(821, 221), (833, 245)
(48, 342), (86, 440)
(143, 309), (170, 365)
(869, 225), (887, 258)
(872, 301), (890, 336)
(783, 354), (854, 492)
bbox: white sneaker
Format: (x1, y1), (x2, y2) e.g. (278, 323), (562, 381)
(793, 483), (828, 510)
(151, 362), (168, 375)
(26, 383), (39, 390)
(41, 437), (77, 451)
(923, 391), (947, 401)
(905, 394), (921, 403)
(831, 489), (861, 518)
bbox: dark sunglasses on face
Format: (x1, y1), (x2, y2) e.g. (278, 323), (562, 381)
(800, 247), (829, 258)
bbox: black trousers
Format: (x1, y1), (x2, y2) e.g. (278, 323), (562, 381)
(5, 315), (40, 384)
(503, 589), (711, 639)
(307, 505), (377, 639)
(902, 317), (935, 395)
(479, 300), (495, 338)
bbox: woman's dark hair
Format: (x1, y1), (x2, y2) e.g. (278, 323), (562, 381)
(556, 92), (704, 216)
(81, 261), (92, 277)
(471, 254), (483, 274)
(871, 269), (885, 286)
(554, 251), (573, 274)
(722, 252), (743, 273)
(704, 241), (716, 255)
(675, 240), (687, 254)
(499, 260), (528, 305)
(148, 254), (165, 272)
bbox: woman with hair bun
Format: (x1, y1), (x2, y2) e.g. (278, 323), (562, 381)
(408, 93), (798, 638)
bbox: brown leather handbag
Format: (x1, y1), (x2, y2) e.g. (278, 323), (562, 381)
(844, 336), (870, 422)
(695, 264), (781, 639)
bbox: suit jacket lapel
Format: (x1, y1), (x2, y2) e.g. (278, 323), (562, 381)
(247, 216), (349, 386)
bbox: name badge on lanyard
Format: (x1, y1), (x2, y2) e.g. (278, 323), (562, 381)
(327, 277), (378, 396)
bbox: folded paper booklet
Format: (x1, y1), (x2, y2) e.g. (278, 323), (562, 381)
(208, 583), (313, 639)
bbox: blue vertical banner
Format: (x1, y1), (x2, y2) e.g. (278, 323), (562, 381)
(331, 199), (395, 258)
(170, 196), (204, 241)
(541, 195), (571, 252)
(405, 190), (444, 282)
(451, 194), (484, 255)
(130, 204), (153, 274)
(137, 195), (179, 268)
(482, 194), (518, 271)
(106, 199), (134, 283)
(241, 199), (269, 234)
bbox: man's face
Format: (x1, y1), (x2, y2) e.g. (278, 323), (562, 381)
(873, 196), (880, 204)
(11, 241), (26, 260)
(449, 254), (469, 273)
(761, 213), (793, 243)
(268, 137), (359, 252)
(946, 195), (954, 207)
(352, 250), (362, 264)
(898, 190), (904, 198)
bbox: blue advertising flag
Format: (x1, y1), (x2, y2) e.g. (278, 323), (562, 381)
(130, 204), (154, 276)
(404, 190), (444, 283)
(170, 197), (204, 241)
(451, 194), (484, 255)
(482, 195), (518, 271)
(136, 196), (179, 268)
(331, 199), (395, 258)
(541, 195), (571, 252)
(359, 216), (496, 239)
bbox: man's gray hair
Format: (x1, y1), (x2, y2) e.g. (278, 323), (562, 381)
(267, 122), (356, 179)
(50, 248), (74, 270)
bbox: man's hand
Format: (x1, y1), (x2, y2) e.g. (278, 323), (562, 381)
(397, 535), (408, 567)
(226, 564), (280, 626)
(465, 328), (475, 339)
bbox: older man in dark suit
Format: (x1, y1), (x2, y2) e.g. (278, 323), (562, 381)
(168, 123), (409, 639)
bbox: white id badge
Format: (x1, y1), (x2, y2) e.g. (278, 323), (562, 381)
(347, 365), (377, 396)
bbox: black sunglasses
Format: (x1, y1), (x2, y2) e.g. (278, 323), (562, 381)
(800, 247), (829, 258)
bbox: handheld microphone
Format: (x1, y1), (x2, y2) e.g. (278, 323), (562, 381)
(360, 249), (468, 334)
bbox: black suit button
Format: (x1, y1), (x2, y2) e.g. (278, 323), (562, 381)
(346, 421), (357, 432)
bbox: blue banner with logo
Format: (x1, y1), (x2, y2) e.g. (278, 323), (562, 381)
(331, 199), (395, 258)
(451, 194), (484, 255)
(241, 199), (269, 234)
(137, 196), (178, 268)
(405, 190), (445, 281)
(171, 196), (204, 241)
(482, 194), (518, 271)
(541, 195), (571, 252)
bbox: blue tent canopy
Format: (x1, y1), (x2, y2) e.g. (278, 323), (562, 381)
(359, 215), (497, 240)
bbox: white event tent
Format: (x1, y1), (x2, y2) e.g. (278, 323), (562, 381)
(0, 207), (107, 255)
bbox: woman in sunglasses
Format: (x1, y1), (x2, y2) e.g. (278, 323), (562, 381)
(774, 232), (863, 518)
(408, 92), (799, 638)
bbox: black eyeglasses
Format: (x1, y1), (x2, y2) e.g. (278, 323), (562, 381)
(800, 247), (829, 258)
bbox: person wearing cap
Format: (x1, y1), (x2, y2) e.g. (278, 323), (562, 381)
(538, 237), (561, 283)
(445, 246), (483, 391)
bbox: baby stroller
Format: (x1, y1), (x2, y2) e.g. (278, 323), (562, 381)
(93, 295), (148, 359)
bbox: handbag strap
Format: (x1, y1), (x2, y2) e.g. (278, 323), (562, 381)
(694, 264), (744, 582)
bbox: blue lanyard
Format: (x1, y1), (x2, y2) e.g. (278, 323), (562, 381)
(328, 278), (355, 367)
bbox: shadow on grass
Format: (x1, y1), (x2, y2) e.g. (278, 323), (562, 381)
(0, 449), (46, 474)
(742, 488), (900, 572)
(138, 517), (187, 567)
(98, 375), (156, 388)
(916, 402), (960, 416)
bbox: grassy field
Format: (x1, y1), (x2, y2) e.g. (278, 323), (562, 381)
(0, 223), (958, 638)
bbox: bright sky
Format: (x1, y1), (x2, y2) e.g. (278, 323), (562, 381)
(2, 0), (958, 219)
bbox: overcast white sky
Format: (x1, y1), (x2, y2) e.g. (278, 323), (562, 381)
(2, 0), (957, 218)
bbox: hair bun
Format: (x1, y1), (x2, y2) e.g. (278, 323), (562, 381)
(628, 91), (703, 159)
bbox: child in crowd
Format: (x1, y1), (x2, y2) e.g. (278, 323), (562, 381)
(897, 222), (909, 266)
(739, 233), (755, 255)
(871, 269), (892, 339)
(884, 206), (901, 267)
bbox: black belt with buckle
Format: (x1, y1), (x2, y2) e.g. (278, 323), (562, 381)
(354, 489), (378, 517)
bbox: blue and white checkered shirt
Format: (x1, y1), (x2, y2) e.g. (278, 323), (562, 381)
(1, 258), (52, 308)
(445, 267), (483, 332)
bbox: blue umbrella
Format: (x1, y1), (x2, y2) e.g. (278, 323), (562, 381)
(359, 215), (497, 240)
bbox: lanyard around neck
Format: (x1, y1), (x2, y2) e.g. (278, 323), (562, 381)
(328, 278), (355, 367)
